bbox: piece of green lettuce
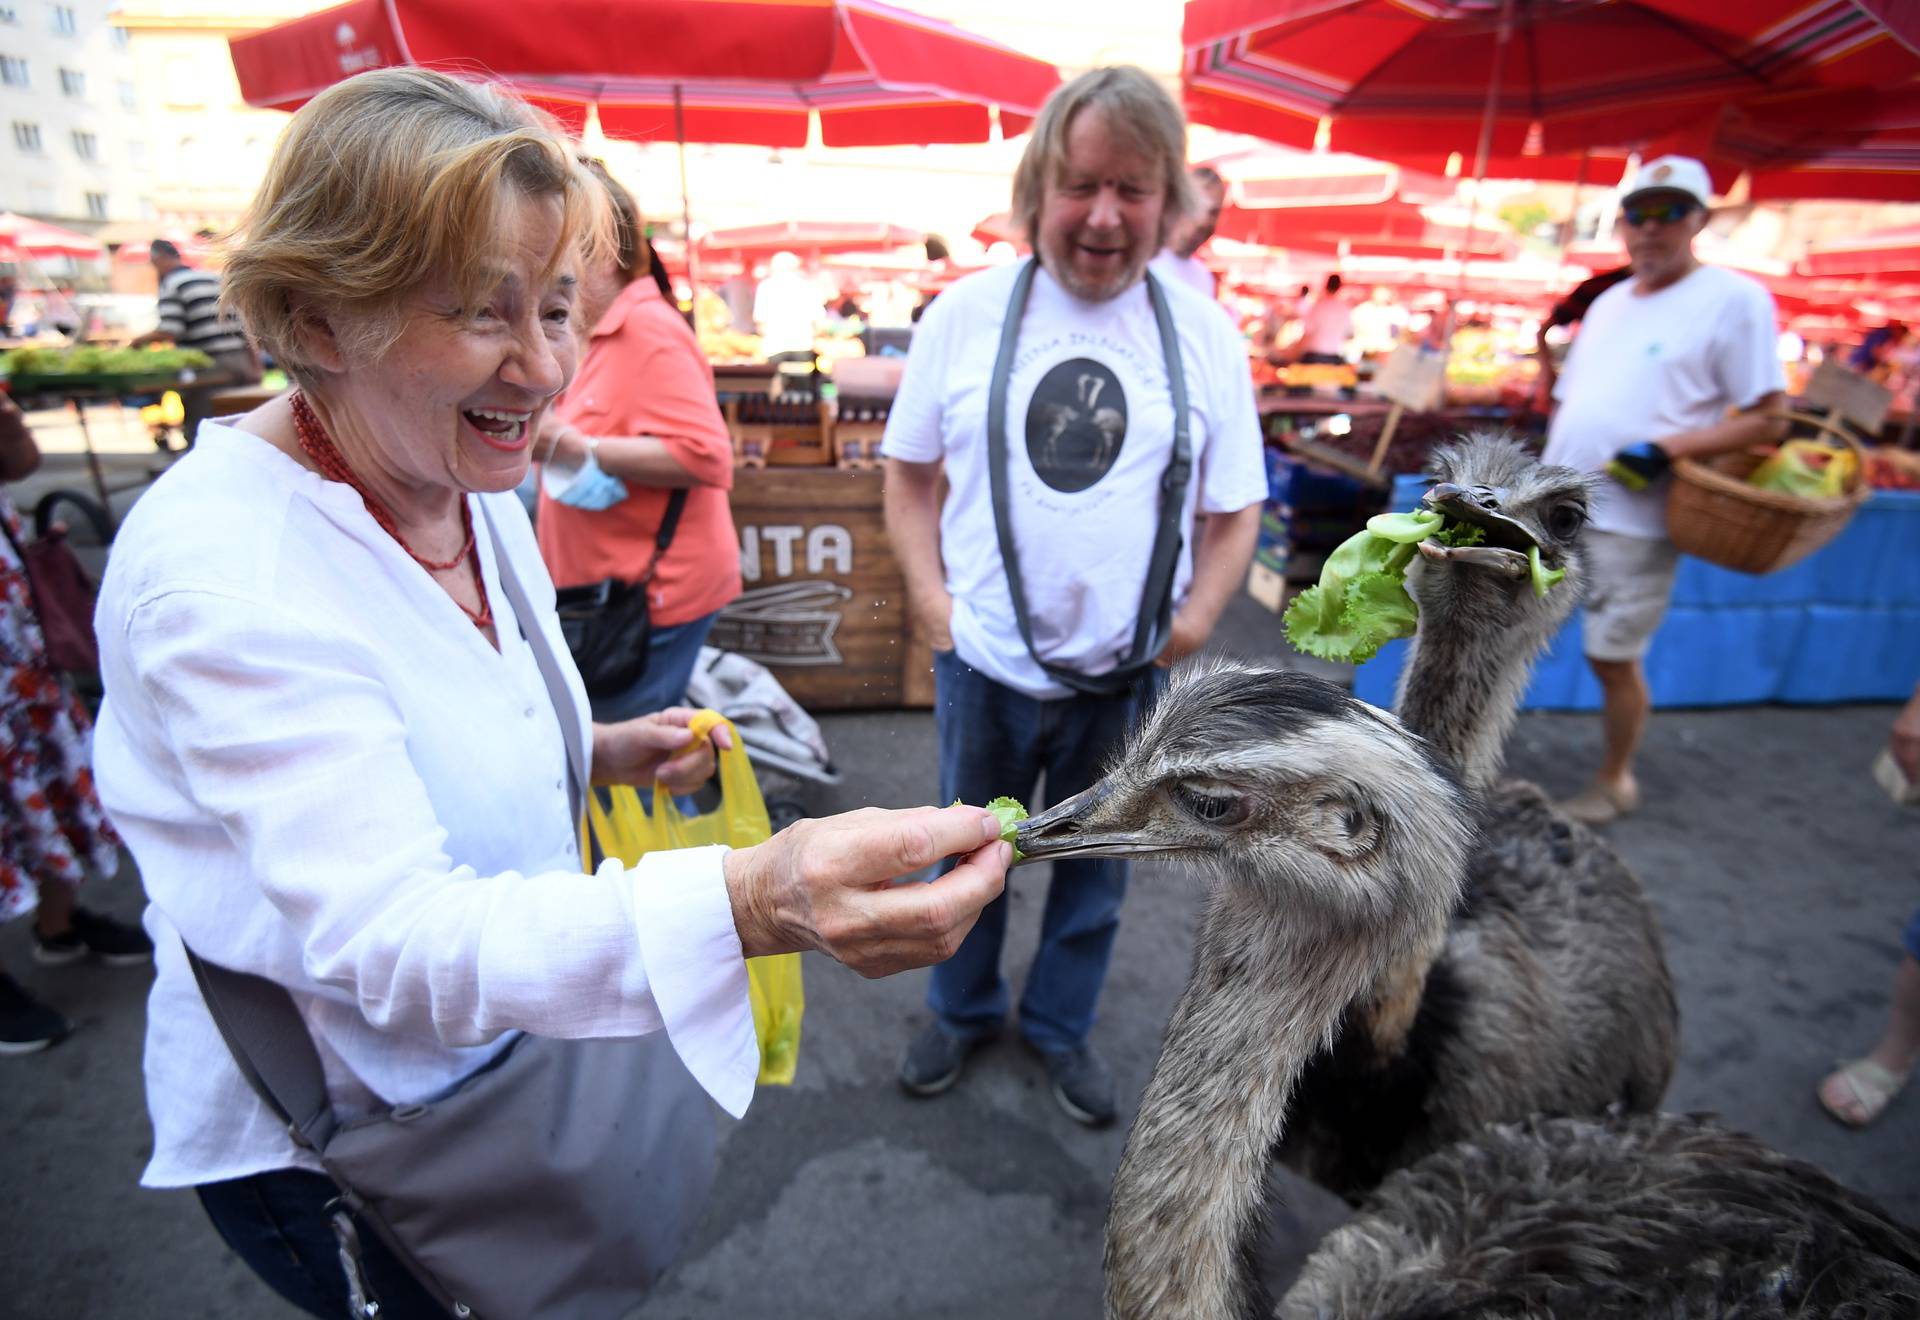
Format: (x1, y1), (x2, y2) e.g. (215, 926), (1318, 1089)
(1283, 510), (1442, 664)
(1284, 507), (1568, 663)
(953, 796), (1030, 859)
(1528, 545), (1565, 599)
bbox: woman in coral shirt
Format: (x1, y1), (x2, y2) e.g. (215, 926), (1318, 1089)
(536, 163), (740, 718)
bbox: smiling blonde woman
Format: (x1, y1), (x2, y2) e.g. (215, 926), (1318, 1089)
(91, 68), (1010, 1320)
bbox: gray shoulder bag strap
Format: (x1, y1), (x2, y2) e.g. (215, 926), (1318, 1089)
(184, 495), (714, 1319)
(985, 259), (1193, 697)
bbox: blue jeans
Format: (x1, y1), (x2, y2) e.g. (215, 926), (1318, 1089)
(927, 649), (1160, 1052)
(589, 611), (719, 723)
(197, 1168), (450, 1319)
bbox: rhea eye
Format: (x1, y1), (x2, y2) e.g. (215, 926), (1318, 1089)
(1547, 503), (1585, 540)
(1173, 783), (1247, 827)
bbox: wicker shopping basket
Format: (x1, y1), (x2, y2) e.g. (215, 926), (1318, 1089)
(1666, 412), (1871, 575)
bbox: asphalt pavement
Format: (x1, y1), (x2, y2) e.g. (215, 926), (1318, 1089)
(2, 471), (1916, 1316)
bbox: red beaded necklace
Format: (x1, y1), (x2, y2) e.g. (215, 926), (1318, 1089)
(289, 391), (493, 631)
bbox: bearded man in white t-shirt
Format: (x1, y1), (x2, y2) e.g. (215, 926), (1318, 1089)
(1542, 156), (1787, 826)
(881, 67), (1266, 1126)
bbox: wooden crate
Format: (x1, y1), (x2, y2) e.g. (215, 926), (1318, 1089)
(717, 465), (934, 710)
(831, 416), (888, 469)
(726, 400), (834, 467)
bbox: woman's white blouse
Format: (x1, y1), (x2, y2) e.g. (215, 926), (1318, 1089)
(94, 422), (758, 1189)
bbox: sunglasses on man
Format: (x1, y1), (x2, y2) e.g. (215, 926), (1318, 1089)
(1621, 198), (1699, 228)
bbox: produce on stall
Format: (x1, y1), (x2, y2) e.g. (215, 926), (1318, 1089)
(4, 344), (213, 386)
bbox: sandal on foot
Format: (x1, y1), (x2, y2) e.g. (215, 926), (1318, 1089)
(1817, 1058), (1909, 1128)
(1559, 780), (1640, 826)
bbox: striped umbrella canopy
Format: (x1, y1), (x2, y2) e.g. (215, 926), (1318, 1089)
(1368, 82), (1920, 202)
(1707, 82), (1920, 201)
(230, 0), (1060, 148)
(1799, 222), (1920, 281)
(1183, 1), (1920, 165)
(1208, 148), (1515, 259)
(0, 212), (106, 260)
(1217, 198), (1515, 259)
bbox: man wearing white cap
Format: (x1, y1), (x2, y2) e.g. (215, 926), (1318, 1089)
(1543, 155), (1787, 826)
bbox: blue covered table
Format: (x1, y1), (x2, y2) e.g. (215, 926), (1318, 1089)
(1352, 474), (1920, 711)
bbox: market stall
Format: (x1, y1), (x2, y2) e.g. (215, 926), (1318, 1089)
(717, 464), (934, 710)
(1, 344), (212, 537)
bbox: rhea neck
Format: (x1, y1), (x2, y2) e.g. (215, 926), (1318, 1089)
(1393, 573), (1563, 792)
(1104, 882), (1416, 1319)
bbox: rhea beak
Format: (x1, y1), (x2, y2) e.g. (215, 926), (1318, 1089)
(1420, 481), (1539, 578)
(1013, 783), (1167, 865)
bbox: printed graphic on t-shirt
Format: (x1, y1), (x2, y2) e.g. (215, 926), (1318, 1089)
(1025, 358), (1127, 494)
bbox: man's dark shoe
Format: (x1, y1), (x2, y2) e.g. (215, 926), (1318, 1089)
(0, 973), (70, 1055)
(899, 1024), (986, 1097)
(33, 908), (154, 967)
(1035, 1043), (1117, 1127)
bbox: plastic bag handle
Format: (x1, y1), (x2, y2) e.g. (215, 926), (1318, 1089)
(652, 711), (767, 838)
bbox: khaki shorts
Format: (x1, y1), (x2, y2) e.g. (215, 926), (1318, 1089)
(1581, 530), (1680, 663)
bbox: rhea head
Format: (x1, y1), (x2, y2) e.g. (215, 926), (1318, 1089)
(1016, 663), (1475, 950)
(1409, 436), (1595, 635)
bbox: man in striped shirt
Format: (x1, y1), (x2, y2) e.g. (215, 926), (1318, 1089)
(132, 239), (261, 447)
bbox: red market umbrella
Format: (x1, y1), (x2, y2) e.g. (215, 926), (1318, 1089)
(1182, 1), (1920, 164)
(0, 212), (105, 260)
(1373, 146), (1633, 189)
(1800, 223), (1920, 281)
(1218, 200), (1515, 260)
(229, 0), (1060, 147)
(971, 211), (1023, 250)
(230, 0), (1058, 300)
(1208, 148), (1514, 260)
(1707, 83), (1920, 202)
(112, 232), (219, 267)
(1378, 83), (1920, 203)
(696, 220), (923, 260)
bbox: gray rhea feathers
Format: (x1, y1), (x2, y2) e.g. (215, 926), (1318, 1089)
(1281, 1112), (1920, 1319)
(1063, 662), (1477, 1319)
(1277, 433), (1676, 1206)
(1077, 659), (1917, 1319)
(1395, 435), (1597, 792)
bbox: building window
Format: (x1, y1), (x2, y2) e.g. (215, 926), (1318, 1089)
(111, 23), (128, 48)
(12, 120), (42, 152)
(0, 7), (18, 24)
(85, 190), (107, 219)
(0, 53), (26, 86)
(49, 5), (75, 36)
(128, 138), (146, 169)
(117, 77), (135, 109)
(57, 65), (80, 97)
(70, 128), (95, 160)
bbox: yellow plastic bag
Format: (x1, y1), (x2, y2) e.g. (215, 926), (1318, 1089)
(581, 711), (804, 1086)
(1748, 440), (1856, 499)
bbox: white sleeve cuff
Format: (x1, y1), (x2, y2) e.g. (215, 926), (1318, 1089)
(627, 844), (759, 1118)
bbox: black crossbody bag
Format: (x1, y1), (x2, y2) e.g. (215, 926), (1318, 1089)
(553, 487), (688, 698)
